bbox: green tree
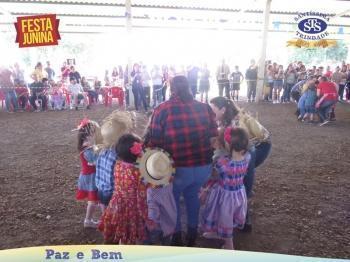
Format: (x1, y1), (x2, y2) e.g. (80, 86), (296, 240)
(288, 40), (349, 66)
(325, 40), (348, 62)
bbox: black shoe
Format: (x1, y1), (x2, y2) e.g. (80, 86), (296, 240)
(241, 222), (252, 233)
(186, 227), (198, 247)
(75, 106), (78, 111)
(171, 232), (183, 246)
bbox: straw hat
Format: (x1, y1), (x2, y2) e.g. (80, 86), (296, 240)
(98, 110), (134, 149)
(137, 148), (175, 186)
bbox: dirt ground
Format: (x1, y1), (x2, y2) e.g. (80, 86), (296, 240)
(0, 102), (349, 259)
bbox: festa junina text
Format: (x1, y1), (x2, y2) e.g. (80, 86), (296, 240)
(14, 14), (60, 48)
(45, 249), (123, 260)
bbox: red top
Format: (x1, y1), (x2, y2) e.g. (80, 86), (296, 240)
(324, 71), (333, 78)
(317, 81), (337, 101)
(80, 152), (96, 174)
(15, 87), (28, 96)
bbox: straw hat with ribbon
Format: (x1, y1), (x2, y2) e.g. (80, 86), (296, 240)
(96, 110), (135, 151)
(135, 147), (175, 187)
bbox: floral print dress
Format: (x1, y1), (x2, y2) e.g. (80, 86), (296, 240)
(98, 161), (148, 244)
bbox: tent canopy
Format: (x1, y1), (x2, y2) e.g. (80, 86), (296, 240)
(0, 0), (349, 34)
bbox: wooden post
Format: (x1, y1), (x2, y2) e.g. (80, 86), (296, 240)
(256, 0), (272, 101)
(125, 0), (134, 108)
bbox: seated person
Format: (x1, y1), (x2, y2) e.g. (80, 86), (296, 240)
(29, 78), (49, 112)
(49, 83), (65, 110)
(82, 76), (98, 104)
(15, 84), (29, 111)
(68, 77), (89, 110)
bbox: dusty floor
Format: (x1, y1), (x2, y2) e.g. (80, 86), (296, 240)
(0, 102), (349, 259)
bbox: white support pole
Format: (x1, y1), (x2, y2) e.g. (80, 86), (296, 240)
(256, 0), (272, 101)
(125, 0), (134, 108)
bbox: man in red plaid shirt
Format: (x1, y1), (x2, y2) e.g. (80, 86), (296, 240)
(147, 75), (218, 247)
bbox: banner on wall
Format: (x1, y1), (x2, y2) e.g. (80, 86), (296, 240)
(287, 11), (337, 48)
(14, 14), (61, 48)
(0, 245), (347, 262)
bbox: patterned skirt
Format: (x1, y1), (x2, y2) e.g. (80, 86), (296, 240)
(201, 185), (247, 238)
(76, 173), (99, 202)
(147, 184), (177, 237)
(98, 192), (148, 244)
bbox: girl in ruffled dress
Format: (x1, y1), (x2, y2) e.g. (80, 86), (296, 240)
(201, 127), (250, 250)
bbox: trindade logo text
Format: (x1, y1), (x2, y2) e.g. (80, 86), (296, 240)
(295, 12), (329, 41)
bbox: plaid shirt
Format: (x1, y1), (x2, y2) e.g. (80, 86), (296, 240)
(148, 95), (218, 167)
(95, 148), (117, 193)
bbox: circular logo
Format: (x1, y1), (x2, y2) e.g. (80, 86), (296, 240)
(297, 17), (327, 34)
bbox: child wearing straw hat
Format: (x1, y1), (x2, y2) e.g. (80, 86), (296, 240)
(95, 111), (134, 211)
(137, 148), (177, 245)
(75, 118), (102, 228)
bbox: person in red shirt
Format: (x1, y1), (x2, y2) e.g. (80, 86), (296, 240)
(316, 76), (338, 125)
(147, 75), (218, 247)
(324, 66), (333, 79)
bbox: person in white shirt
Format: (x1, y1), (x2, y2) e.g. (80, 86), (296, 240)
(68, 77), (89, 110)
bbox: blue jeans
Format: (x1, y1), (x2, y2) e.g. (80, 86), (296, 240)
(152, 85), (163, 108)
(172, 164), (212, 232)
(298, 94), (306, 117)
(5, 90), (18, 112)
(244, 142), (272, 198)
(318, 100), (337, 122)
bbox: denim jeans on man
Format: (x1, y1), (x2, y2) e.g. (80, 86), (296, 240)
(172, 164), (212, 232)
(132, 86), (148, 111)
(152, 85), (163, 108)
(5, 90), (18, 112)
(298, 94), (307, 118)
(318, 100), (337, 122)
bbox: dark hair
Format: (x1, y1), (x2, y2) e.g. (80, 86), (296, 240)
(115, 134), (141, 163)
(320, 76), (328, 82)
(210, 97), (240, 127)
(226, 127), (249, 154)
(170, 75), (193, 102)
(70, 77), (76, 82)
(77, 123), (95, 152)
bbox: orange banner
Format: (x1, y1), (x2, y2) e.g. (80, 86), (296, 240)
(14, 14), (60, 48)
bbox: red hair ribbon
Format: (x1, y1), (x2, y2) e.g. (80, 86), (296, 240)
(77, 117), (90, 130)
(224, 127), (233, 143)
(130, 142), (143, 156)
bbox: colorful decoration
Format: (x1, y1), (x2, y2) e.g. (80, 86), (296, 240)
(286, 39), (337, 48)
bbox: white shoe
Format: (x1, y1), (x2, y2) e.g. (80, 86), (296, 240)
(84, 219), (99, 228)
(203, 232), (221, 239)
(319, 120), (330, 126)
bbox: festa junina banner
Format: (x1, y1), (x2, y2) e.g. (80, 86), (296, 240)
(14, 14), (61, 48)
(0, 245), (347, 262)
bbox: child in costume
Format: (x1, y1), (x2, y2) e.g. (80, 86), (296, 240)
(201, 127), (250, 250)
(137, 148), (177, 245)
(75, 118), (102, 228)
(98, 134), (148, 244)
(95, 111), (134, 211)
